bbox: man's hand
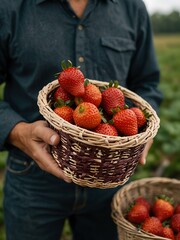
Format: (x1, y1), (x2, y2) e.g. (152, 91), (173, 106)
(8, 120), (71, 183)
(139, 139), (153, 165)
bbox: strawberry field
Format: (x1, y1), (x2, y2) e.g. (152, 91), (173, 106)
(0, 34), (180, 239)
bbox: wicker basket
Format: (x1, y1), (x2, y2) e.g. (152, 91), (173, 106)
(37, 79), (160, 189)
(111, 177), (180, 240)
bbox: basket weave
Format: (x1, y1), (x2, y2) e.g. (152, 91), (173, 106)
(111, 177), (180, 240)
(37, 79), (160, 188)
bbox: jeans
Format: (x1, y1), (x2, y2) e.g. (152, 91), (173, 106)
(3, 151), (121, 240)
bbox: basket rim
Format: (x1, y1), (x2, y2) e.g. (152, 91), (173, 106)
(113, 177), (180, 197)
(37, 79), (160, 149)
(114, 176), (180, 189)
(112, 177), (180, 210)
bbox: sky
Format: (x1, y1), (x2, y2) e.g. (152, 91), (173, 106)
(143, 0), (180, 14)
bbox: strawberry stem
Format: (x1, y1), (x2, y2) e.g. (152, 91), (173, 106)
(114, 80), (119, 88)
(156, 194), (174, 205)
(109, 80), (113, 87)
(108, 80), (119, 88)
(61, 60), (67, 70)
(67, 60), (73, 68)
(54, 72), (60, 78)
(61, 59), (73, 70)
(109, 119), (114, 125)
(79, 105), (85, 113)
(84, 78), (89, 86)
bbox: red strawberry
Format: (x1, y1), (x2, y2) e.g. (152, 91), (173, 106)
(113, 109), (138, 136)
(75, 82), (102, 107)
(142, 217), (163, 236)
(161, 227), (175, 240)
(176, 232), (180, 240)
(73, 102), (101, 130)
(53, 86), (73, 105)
(175, 203), (180, 214)
(54, 106), (74, 123)
(101, 83), (125, 115)
(94, 123), (118, 136)
(135, 197), (151, 212)
(171, 214), (180, 233)
(127, 203), (149, 224)
(58, 60), (85, 97)
(152, 196), (174, 222)
(130, 107), (147, 128)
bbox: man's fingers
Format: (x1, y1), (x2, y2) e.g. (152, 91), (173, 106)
(44, 159), (72, 183)
(32, 121), (60, 145)
(35, 145), (71, 183)
(139, 139), (153, 165)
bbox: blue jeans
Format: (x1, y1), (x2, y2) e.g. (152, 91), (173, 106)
(3, 151), (121, 240)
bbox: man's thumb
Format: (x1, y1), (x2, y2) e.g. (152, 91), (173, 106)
(50, 134), (60, 145)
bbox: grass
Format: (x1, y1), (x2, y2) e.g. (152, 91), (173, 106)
(0, 34), (180, 239)
(154, 34), (180, 85)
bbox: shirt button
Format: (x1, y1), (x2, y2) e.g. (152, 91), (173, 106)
(78, 25), (83, 30)
(78, 57), (84, 63)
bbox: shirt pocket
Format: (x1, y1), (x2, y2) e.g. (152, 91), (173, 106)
(97, 37), (136, 84)
(6, 155), (35, 175)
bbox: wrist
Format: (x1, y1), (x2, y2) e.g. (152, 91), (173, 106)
(8, 121), (29, 147)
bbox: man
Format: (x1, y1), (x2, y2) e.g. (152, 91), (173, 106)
(0, 0), (162, 239)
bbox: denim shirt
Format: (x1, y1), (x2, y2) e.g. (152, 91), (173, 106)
(0, 0), (162, 150)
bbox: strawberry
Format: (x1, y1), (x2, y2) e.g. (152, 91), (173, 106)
(75, 82), (102, 107)
(176, 232), (180, 240)
(161, 226), (175, 240)
(171, 214), (180, 233)
(53, 86), (73, 105)
(175, 203), (180, 214)
(127, 203), (149, 224)
(135, 197), (151, 212)
(101, 82), (125, 115)
(54, 106), (74, 123)
(152, 195), (174, 222)
(142, 217), (163, 236)
(94, 123), (118, 136)
(113, 108), (138, 136)
(130, 107), (147, 128)
(58, 60), (85, 97)
(73, 102), (101, 130)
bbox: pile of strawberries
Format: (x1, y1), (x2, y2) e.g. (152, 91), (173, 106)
(126, 195), (180, 239)
(52, 60), (149, 136)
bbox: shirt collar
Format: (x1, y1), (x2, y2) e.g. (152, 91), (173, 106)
(36, 0), (116, 4)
